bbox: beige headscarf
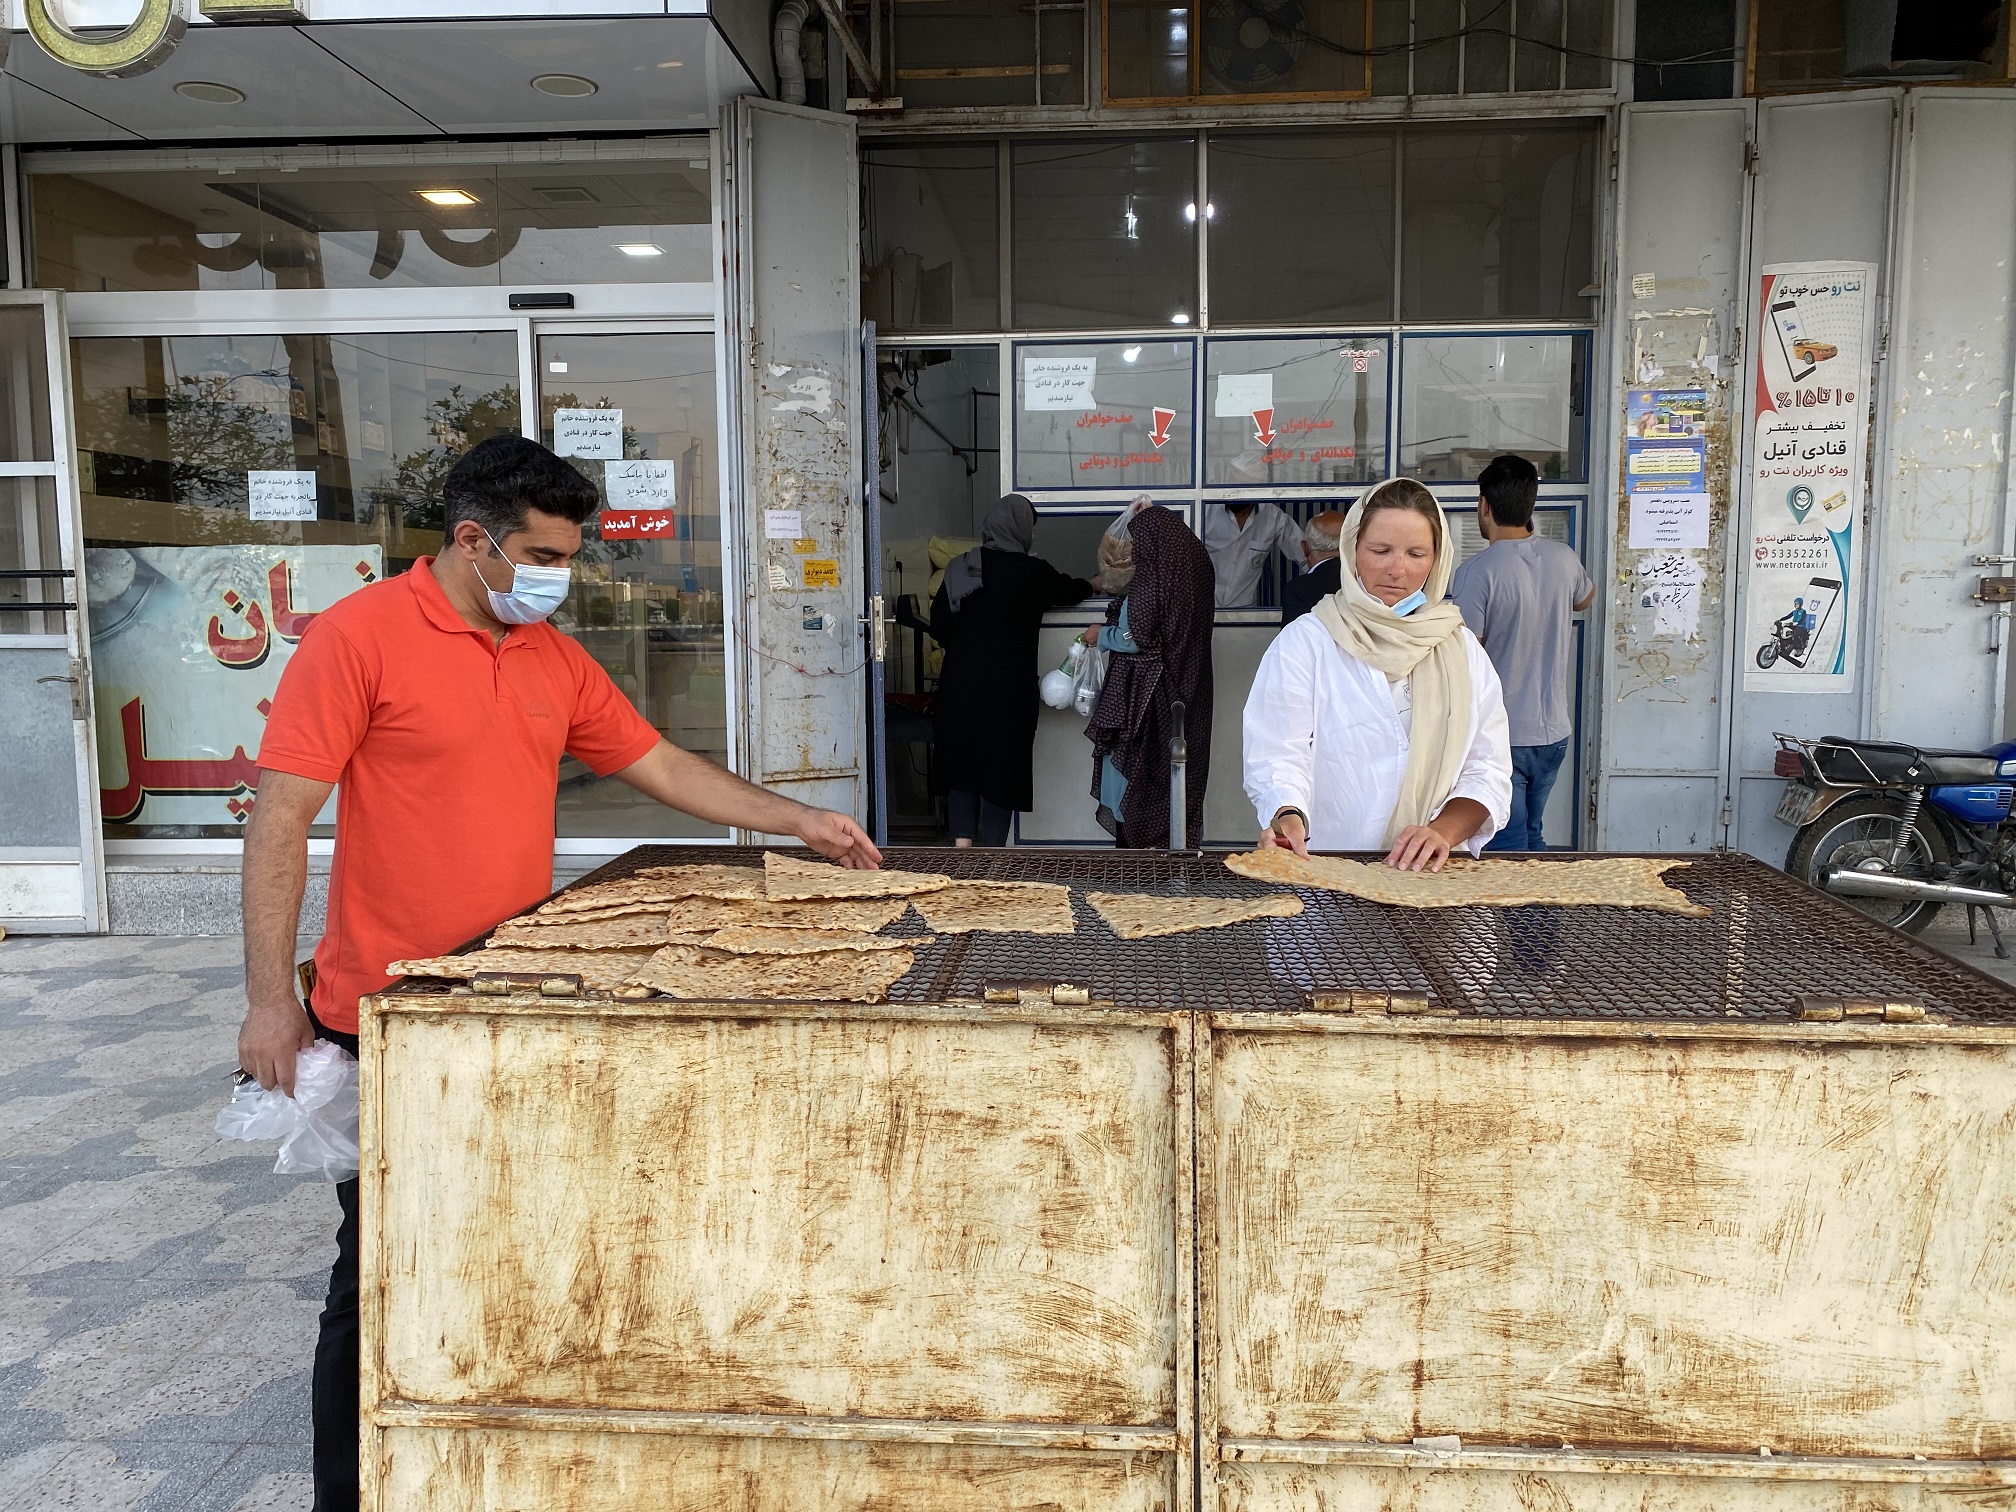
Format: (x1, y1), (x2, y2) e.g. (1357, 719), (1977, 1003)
(1309, 479), (1473, 844)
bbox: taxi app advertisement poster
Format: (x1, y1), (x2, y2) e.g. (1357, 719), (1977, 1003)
(86, 545), (384, 827)
(1745, 260), (1875, 692)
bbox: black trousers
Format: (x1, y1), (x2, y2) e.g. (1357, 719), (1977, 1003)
(947, 788), (1014, 846)
(309, 1017), (360, 1512)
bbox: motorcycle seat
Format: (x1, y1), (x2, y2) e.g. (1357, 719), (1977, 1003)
(1813, 736), (2001, 786)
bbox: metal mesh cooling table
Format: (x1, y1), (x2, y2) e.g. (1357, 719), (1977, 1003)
(414, 847), (2016, 1024)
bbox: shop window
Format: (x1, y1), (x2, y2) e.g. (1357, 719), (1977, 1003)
(0, 478), (62, 638)
(1012, 137), (1196, 328)
(74, 330), (521, 838)
(1206, 131), (1395, 325)
(1401, 124), (1599, 322)
(1749, 0), (2010, 93)
(1104, 0), (1372, 101)
(1203, 336), (1390, 487)
(537, 333), (728, 840)
(1012, 338), (1195, 490)
(883, 0), (1087, 106)
(1398, 332), (1589, 482)
(30, 153), (712, 294)
(862, 143), (1000, 332)
(1032, 506), (1136, 581)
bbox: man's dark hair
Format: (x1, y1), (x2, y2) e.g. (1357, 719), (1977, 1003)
(1478, 453), (1539, 530)
(441, 434), (599, 542)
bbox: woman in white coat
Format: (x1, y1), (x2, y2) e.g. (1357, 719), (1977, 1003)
(1243, 477), (1512, 871)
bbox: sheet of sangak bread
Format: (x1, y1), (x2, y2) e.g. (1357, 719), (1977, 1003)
(1086, 891), (1303, 939)
(387, 947), (658, 991)
(700, 926), (933, 956)
(487, 913), (693, 950)
(762, 849), (953, 899)
(628, 943), (916, 1003)
(659, 895), (910, 934)
(535, 864), (766, 914)
(911, 880), (1075, 935)
(1224, 848), (1711, 917)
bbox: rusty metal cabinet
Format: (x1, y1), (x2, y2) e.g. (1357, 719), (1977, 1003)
(359, 994), (1193, 1511)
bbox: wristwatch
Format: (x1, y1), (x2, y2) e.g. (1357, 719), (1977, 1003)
(1270, 806), (1309, 837)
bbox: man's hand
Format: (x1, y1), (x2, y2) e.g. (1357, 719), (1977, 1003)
(1385, 823), (1454, 873)
(796, 809), (882, 869)
(1260, 809), (1311, 859)
(239, 995), (315, 1095)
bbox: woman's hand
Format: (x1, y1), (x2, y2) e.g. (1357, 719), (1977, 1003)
(1077, 625), (1100, 647)
(1385, 823), (1453, 873)
(1260, 809), (1310, 859)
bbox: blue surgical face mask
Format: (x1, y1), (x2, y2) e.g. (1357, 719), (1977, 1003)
(474, 528), (571, 625)
(1388, 588), (1428, 617)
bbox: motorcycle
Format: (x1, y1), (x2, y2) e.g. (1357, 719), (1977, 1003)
(1774, 731), (2016, 951)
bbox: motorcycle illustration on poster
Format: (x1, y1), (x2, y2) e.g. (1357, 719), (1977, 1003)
(1744, 261), (1874, 691)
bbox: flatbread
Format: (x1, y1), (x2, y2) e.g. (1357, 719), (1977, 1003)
(763, 850), (953, 900)
(488, 914), (686, 950)
(911, 880), (1076, 936)
(701, 926), (932, 956)
(1224, 849), (1712, 918)
(536, 865), (766, 914)
(387, 947), (658, 992)
(660, 895), (910, 935)
(1086, 891), (1303, 939)
(506, 900), (672, 925)
(628, 943), (915, 1003)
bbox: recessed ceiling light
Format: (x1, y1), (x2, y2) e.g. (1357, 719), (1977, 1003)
(1170, 312), (1192, 325)
(615, 243), (665, 257)
(534, 185), (598, 204)
(1122, 346), (1142, 363)
(549, 361), (569, 373)
(417, 188), (478, 206)
(175, 81), (245, 105)
(532, 73), (599, 97)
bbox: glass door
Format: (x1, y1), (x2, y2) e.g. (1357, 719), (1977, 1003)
(535, 327), (729, 840)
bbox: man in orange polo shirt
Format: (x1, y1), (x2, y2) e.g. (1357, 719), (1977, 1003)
(235, 434), (877, 1511)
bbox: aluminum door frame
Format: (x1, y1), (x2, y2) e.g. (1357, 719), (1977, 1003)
(0, 289), (104, 933)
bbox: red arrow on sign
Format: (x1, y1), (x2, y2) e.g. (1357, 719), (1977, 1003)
(1252, 407), (1276, 447)
(1150, 407), (1175, 449)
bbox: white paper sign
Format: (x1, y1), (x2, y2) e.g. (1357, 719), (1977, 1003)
(605, 458), (675, 509)
(1637, 551), (1706, 640)
(553, 407), (623, 460)
(764, 508), (803, 540)
(1214, 373), (1274, 418)
(1022, 356), (1097, 411)
(247, 470), (318, 522)
(1628, 489), (1711, 550)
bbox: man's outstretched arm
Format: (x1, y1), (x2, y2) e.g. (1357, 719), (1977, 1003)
(238, 769), (335, 1093)
(612, 740), (881, 868)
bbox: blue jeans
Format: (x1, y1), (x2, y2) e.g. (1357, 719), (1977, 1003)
(1485, 738), (1570, 852)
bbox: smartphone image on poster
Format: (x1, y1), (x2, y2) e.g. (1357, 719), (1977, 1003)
(1771, 296), (1817, 382)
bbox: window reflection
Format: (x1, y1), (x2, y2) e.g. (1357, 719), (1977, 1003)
(1399, 333), (1589, 481)
(1012, 138), (1197, 328)
(31, 154), (712, 293)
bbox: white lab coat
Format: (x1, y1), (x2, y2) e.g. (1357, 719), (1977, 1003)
(1242, 613), (1513, 852)
(1204, 501), (1305, 607)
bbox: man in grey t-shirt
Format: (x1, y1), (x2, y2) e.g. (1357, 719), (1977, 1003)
(1450, 455), (1595, 850)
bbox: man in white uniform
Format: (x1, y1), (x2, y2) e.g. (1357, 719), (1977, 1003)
(1203, 500), (1303, 607)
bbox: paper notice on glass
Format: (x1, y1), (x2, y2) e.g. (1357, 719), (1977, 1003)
(553, 408), (623, 459)
(247, 470), (318, 522)
(763, 508), (803, 539)
(1214, 373), (1273, 417)
(1637, 550), (1707, 640)
(1022, 356), (1097, 410)
(1629, 490), (1711, 550)
(605, 458), (674, 510)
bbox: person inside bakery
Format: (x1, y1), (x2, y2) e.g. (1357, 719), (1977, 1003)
(1241, 477), (1511, 872)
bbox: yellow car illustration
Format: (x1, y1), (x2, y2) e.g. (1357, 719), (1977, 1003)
(1793, 338), (1837, 364)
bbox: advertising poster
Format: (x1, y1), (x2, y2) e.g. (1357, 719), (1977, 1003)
(85, 545), (384, 827)
(1743, 262), (1874, 691)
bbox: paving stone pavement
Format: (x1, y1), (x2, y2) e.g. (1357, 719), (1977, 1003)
(0, 933), (324, 1512)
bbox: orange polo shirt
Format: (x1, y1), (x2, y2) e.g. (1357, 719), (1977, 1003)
(257, 558), (660, 1034)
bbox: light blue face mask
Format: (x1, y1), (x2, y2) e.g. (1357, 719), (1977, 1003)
(475, 527), (571, 625)
(1388, 588), (1428, 617)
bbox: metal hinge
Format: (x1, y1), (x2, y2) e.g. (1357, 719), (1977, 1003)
(860, 593), (888, 662)
(1307, 990), (1456, 1018)
(984, 979), (1091, 1006)
(1793, 994), (1929, 1023)
(1743, 139), (1761, 175)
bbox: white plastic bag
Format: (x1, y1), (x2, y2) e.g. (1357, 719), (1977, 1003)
(1041, 642), (1081, 710)
(1071, 642), (1108, 716)
(215, 1040), (360, 1182)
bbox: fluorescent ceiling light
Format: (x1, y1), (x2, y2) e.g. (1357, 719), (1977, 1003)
(549, 361), (569, 373)
(1171, 312), (1192, 325)
(418, 188), (477, 206)
(658, 59), (685, 68)
(615, 243), (665, 257)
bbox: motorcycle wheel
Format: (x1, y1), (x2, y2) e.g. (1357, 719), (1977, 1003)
(1785, 792), (1954, 934)
(1756, 642), (1779, 669)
